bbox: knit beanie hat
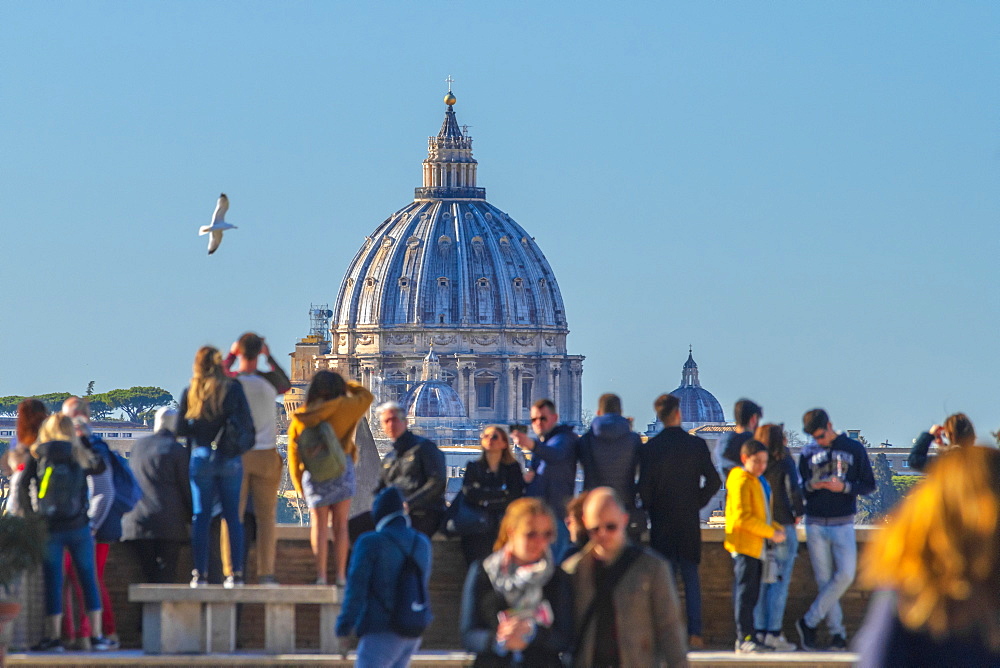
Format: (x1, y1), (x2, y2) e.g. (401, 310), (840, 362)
(372, 486), (405, 525)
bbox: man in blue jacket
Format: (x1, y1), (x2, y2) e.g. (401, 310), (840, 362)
(337, 487), (432, 667)
(518, 398), (578, 557)
(796, 408), (875, 652)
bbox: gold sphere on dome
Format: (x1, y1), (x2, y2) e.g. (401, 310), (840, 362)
(444, 93), (457, 106)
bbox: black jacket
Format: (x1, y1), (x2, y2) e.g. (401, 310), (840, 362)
(761, 451), (804, 526)
(578, 414), (641, 509)
(122, 429), (192, 542)
(460, 560), (574, 667)
(462, 458), (525, 532)
(176, 379), (255, 456)
(378, 430), (446, 515)
(638, 426), (721, 563)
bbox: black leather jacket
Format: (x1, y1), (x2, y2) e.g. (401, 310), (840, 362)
(378, 430), (446, 515)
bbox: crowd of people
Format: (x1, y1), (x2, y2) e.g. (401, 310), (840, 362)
(4, 339), (1000, 666)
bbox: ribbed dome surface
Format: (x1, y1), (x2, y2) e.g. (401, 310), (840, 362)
(334, 201), (568, 330)
(671, 350), (724, 423)
(404, 381), (467, 419)
(671, 384), (725, 423)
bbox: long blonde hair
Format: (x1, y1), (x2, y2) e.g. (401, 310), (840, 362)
(185, 346), (228, 421)
(494, 497), (556, 552)
(860, 446), (1000, 643)
(33, 414), (90, 468)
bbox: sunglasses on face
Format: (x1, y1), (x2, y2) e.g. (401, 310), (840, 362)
(586, 523), (621, 536)
(485, 433), (502, 441)
(523, 530), (555, 541)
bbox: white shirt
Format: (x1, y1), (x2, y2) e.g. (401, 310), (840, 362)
(237, 373), (278, 451)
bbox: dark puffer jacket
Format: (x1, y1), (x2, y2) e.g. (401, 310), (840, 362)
(578, 414), (641, 509)
(122, 429), (192, 543)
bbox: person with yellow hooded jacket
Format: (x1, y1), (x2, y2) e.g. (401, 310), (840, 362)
(725, 439), (786, 654)
(287, 371), (373, 586)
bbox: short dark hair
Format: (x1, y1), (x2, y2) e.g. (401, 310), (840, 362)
(654, 394), (680, 424)
(532, 398), (556, 413)
(238, 332), (263, 359)
(597, 393), (622, 415)
(741, 439), (768, 459)
(734, 399), (763, 428)
(802, 408), (829, 436)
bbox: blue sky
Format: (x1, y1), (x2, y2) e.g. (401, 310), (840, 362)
(2, 2), (998, 446)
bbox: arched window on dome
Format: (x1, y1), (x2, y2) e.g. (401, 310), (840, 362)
(512, 277), (529, 323)
(396, 276), (411, 323)
(476, 277), (493, 324)
(436, 277), (451, 324)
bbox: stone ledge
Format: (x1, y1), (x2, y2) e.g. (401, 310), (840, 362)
(129, 584), (340, 604)
(4, 650), (857, 667)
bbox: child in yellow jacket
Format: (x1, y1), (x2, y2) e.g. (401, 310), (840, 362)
(725, 439), (786, 653)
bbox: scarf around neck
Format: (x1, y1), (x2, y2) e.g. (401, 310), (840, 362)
(482, 547), (555, 612)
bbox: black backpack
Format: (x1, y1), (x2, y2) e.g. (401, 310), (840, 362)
(382, 533), (431, 638)
(37, 445), (86, 521)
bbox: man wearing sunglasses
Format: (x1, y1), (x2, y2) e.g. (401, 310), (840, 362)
(562, 487), (689, 667)
(795, 408), (875, 652)
(518, 398), (579, 559)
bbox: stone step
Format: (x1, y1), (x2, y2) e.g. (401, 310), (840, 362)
(4, 649), (857, 667)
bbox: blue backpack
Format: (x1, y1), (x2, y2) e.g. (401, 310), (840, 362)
(91, 436), (143, 542)
(383, 533), (431, 638)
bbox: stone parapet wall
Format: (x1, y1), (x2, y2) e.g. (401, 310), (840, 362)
(33, 526), (876, 651)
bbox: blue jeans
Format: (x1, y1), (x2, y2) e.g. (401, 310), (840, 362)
(667, 556), (702, 636)
(43, 525), (100, 616)
(732, 553), (762, 641)
(356, 631), (421, 668)
(754, 523), (798, 633)
(803, 522), (856, 636)
(190, 447), (244, 576)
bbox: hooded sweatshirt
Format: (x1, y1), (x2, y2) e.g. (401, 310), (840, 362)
(287, 381), (374, 496)
(578, 414), (641, 508)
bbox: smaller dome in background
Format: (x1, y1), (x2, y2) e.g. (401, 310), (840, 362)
(403, 345), (467, 419)
(645, 349), (726, 437)
(404, 382), (466, 419)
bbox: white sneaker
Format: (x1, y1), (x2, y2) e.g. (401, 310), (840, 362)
(764, 632), (797, 651)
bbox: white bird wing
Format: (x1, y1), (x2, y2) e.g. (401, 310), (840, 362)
(211, 194), (229, 226)
(207, 230), (224, 255)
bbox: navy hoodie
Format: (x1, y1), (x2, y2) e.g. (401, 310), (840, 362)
(525, 423), (578, 517)
(578, 414), (641, 508)
(798, 432), (876, 523)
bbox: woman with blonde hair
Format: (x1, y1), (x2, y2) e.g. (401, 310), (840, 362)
(460, 497), (573, 667)
(286, 370), (373, 586)
(16, 413), (113, 651)
(854, 445), (1000, 665)
(457, 425), (525, 566)
(177, 345), (254, 587)
(907, 412), (976, 472)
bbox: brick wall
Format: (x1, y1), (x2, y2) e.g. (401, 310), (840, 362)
(88, 526), (874, 650)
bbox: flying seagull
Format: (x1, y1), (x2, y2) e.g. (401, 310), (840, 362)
(199, 193), (237, 255)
